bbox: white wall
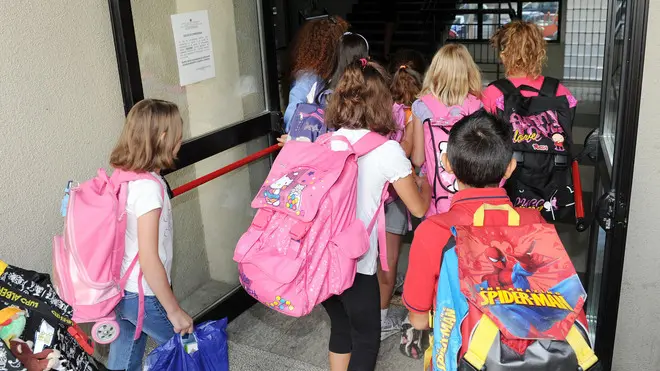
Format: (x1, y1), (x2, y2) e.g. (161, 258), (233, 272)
(0, 2), (125, 269)
(0, 0), (269, 309)
(612, 1), (660, 369)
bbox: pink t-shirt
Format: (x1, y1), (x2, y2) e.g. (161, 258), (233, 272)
(481, 76), (578, 114)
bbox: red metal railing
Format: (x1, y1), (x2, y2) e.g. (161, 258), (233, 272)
(171, 144), (280, 197)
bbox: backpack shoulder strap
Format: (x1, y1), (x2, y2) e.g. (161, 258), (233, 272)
(489, 79), (518, 96)
(420, 94), (448, 119)
(540, 76), (560, 97)
(111, 169), (167, 200)
(352, 132), (389, 157)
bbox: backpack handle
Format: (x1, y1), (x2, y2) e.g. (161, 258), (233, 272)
(473, 204), (520, 227)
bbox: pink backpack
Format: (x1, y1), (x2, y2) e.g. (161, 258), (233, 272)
(420, 94), (482, 216)
(52, 169), (164, 344)
(390, 103), (411, 143)
(234, 132), (390, 317)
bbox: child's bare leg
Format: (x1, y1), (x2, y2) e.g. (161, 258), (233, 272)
(378, 231), (402, 309)
(329, 352), (350, 371)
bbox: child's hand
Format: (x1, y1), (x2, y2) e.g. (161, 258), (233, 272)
(168, 307), (194, 335)
(277, 134), (289, 147)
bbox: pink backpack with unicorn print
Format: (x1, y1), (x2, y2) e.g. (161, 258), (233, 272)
(420, 94), (482, 217)
(234, 132), (390, 317)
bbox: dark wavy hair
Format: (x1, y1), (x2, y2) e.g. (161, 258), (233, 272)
(326, 60), (395, 135)
(290, 16), (350, 81)
(330, 32), (370, 88)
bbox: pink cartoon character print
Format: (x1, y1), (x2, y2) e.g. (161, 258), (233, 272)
(438, 141), (459, 193)
(264, 174), (294, 206)
(286, 184), (306, 215)
(552, 133), (565, 152)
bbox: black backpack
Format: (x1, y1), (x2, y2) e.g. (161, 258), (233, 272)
(489, 77), (576, 222)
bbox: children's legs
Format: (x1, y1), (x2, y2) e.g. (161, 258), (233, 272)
(107, 293), (148, 371)
(322, 274), (381, 371)
(107, 293), (175, 371)
(379, 198), (408, 309)
(344, 274), (381, 370)
(378, 231), (402, 309)
(322, 296), (352, 371)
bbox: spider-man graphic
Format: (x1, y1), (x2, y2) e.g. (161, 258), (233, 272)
(474, 241), (584, 336)
(476, 241), (552, 291)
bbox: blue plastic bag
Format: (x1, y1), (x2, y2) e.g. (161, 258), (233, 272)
(144, 319), (229, 371)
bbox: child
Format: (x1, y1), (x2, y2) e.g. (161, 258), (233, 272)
(106, 99), (193, 371)
(330, 32), (370, 88)
(481, 20), (577, 114)
(410, 43), (483, 216)
(278, 31), (369, 145)
(284, 16), (349, 131)
(401, 111), (546, 364)
(322, 58), (432, 371)
(379, 50), (426, 340)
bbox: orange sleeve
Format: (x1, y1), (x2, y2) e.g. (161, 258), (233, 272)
(402, 221), (450, 313)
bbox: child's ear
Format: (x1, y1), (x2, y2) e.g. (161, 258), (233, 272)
(441, 153), (454, 174)
(503, 158), (517, 179)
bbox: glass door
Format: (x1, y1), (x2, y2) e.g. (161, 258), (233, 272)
(108, 0), (281, 321)
(585, 0), (648, 369)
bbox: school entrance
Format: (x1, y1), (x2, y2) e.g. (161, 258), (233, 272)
(107, 0), (648, 369)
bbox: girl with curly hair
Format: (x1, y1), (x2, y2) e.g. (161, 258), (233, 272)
(283, 16), (349, 130)
(323, 59), (431, 371)
(481, 20), (578, 113)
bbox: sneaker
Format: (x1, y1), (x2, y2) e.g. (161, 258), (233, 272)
(400, 321), (429, 360)
(381, 314), (403, 341)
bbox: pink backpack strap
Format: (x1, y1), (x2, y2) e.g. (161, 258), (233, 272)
(353, 132), (392, 271)
(420, 94), (448, 119)
(352, 132), (388, 156)
(111, 169), (166, 340)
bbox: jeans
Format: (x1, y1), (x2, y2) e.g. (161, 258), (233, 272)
(322, 273), (381, 371)
(107, 292), (175, 371)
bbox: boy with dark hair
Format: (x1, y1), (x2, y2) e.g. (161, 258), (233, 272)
(400, 110), (546, 357)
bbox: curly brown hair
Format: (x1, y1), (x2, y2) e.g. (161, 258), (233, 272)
(290, 16), (349, 81)
(326, 60), (395, 135)
(390, 66), (423, 106)
(491, 20), (547, 79)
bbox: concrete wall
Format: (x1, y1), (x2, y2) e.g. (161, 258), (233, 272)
(0, 0), (269, 307)
(611, 1), (660, 369)
(0, 2), (125, 268)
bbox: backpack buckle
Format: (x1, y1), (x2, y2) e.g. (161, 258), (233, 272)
(513, 151), (524, 163)
(253, 209), (274, 229)
(290, 222), (312, 241)
(554, 154), (568, 167)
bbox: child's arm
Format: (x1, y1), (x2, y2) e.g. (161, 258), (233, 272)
(402, 221), (451, 330)
(399, 117), (414, 157)
(392, 173), (431, 218)
(411, 114), (425, 167)
(137, 209), (193, 335)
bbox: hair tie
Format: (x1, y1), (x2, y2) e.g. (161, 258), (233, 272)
(399, 65), (407, 71)
(359, 58), (368, 68)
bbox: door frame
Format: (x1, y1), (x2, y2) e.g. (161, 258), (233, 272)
(590, 0), (649, 368)
(107, 0), (281, 321)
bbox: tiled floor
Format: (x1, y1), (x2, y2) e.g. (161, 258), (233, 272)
(226, 303), (420, 370)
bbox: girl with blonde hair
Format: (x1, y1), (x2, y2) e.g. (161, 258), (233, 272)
(410, 43), (483, 170)
(401, 43), (483, 360)
(107, 99), (193, 371)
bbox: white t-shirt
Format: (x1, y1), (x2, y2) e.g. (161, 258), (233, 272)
(121, 173), (173, 295)
(332, 129), (413, 275)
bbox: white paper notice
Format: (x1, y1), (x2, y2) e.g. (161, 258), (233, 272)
(171, 10), (215, 86)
